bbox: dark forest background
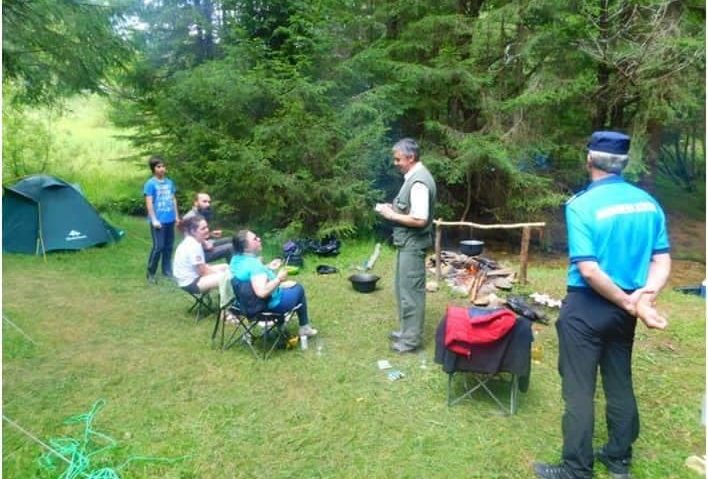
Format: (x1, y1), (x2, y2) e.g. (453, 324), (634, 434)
(3, 0), (705, 238)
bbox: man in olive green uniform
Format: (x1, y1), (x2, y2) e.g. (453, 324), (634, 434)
(375, 138), (437, 353)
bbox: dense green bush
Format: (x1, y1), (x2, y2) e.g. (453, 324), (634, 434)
(8, 1), (700, 235)
(111, 0), (703, 234)
(96, 195), (146, 216)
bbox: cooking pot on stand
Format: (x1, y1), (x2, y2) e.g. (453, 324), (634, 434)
(459, 240), (484, 256)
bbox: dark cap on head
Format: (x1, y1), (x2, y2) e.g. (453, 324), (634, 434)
(587, 131), (630, 155)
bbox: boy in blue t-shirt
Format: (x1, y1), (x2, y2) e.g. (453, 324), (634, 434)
(143, 156), (180, 283)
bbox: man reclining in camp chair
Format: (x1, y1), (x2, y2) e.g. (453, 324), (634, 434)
(173, 215), (230, 294)
(230, 230), (318, 338)
(181, 192), (234, 263)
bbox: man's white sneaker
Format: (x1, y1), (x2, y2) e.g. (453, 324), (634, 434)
(298, 325), (318, 337)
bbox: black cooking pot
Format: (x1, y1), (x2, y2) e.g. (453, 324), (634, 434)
(459, 240), (484, 256)
(348, 273), (380, 293)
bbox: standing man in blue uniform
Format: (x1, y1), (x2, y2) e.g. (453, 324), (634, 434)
(375, 138), (437, 353)
(144, 155), (180, 283)
(534, 131), (671, 479)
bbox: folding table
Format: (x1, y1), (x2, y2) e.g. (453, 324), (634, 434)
(434, 307), (533, 415)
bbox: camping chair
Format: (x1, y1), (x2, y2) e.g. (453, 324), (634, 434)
(210, 271), (236, 349)
(186, 291), (216, 323)
(211, 297), (238, 350)
(214, 279), (301, 359)
(434, 309), (532, 416)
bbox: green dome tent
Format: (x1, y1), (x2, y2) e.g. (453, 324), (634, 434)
(2, 175), (124, 255)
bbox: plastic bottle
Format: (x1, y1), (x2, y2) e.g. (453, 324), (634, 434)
(531, 329), (543, 364)
(300, 335), (308, 350)
(418, 352), (428, 370)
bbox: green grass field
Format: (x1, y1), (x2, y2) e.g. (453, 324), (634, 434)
(3, 94), (706, 478)
(2, 94), (144, 211)
(3, 215), (705, 479)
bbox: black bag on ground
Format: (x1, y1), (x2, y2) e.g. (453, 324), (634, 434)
(505, 295), (549, 324)
(307, 235), (341, 256)
(282, 240), (305, 267)
(232, 278), (269, 317)
(316, 264), (338, 275)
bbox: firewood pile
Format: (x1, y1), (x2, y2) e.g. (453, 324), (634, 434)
(426, 251), (517, 306)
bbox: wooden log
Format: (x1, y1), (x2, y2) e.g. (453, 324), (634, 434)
(365, 243), (382, 270)
(477, 270), (487, 301)
(435, 222), (442, 281)
(486, 267), (514, 277)
(468, 269), (487, 303)
(468, 274), (479, 303)
(434, 220), (546, 229)
(519, 226), (531, 284)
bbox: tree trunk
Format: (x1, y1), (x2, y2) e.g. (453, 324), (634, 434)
(197, 0), (216, 61)
(592, 0), (610, 130)
(641, 119), (662, 194)
(460, 170), (473, 221)
(457, 0), (485, 17)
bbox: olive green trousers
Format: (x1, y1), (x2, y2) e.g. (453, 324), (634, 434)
(394, 247), (427, 348)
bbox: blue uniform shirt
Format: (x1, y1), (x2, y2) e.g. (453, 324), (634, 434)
(230, 254), (282, 309)
(143, 177), (177, 224)
(566, 175), (670, 290)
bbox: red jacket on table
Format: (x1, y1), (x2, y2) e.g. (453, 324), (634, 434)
(444, 305), (516, 357)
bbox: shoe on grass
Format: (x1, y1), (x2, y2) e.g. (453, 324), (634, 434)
(532, 462), (578, 479)
(595, 448), (631, 479)
(299, 324), (318, 337)
(390, 341), (420, 354)
(225, 312), (239, 324)
(389, 330), (403, 341)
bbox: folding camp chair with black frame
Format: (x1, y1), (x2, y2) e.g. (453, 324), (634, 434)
(434, 313), (532, 416)
(187, 291), (216, 323)
(211, 298), (236, 350)
(212, 289), (302, 359)
(446, 371), (521, 415)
